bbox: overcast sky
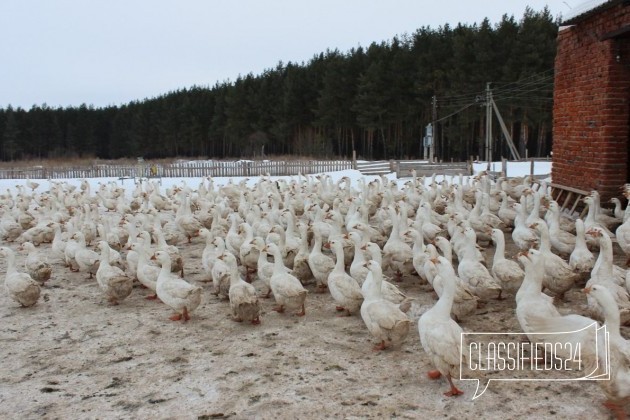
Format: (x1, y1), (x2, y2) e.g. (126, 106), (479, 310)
(0, 1), (568, 110)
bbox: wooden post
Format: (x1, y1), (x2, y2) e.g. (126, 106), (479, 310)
(502, 158), (507, 177)
(530, 158), (535, 177)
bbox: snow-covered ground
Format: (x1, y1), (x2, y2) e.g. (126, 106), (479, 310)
(1, 160), (552, 197)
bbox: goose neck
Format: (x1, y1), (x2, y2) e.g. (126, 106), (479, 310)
(433, 274), (456, 316)
(493, 234), (506, 262)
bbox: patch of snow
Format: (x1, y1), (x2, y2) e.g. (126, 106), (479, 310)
(562, 0), (611, 22)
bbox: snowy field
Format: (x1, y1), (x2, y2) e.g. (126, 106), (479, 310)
(0, 160), (553, 196)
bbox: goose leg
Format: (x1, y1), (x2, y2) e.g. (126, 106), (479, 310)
(295, 303), (306, 317)
(251, 316), (261, 325)
(427, 370), (442, 379)
(182, 307), (190, 322)
(169, 313), (182, 321)
(444, 374), (464, 397)
(272, 305), (285, 313)
(603, 400), (626, 420)
(372, 340), (387, 351)
(336, 308), (352, 317)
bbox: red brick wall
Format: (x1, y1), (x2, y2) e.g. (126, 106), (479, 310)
(552, 3), (630, 200)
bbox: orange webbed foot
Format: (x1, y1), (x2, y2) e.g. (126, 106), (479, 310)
(372, 341), (387, 351)
(603, 400), (627, 420)
(444, 375), (464, 397)
(444, 388), (464, 397)
(427, 370), (442, 380)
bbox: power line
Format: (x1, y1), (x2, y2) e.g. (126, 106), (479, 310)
(435, 102), (477, 123)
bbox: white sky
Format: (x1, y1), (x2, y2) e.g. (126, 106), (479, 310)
(0, 1), (567, 110)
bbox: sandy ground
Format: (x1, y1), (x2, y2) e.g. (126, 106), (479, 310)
(0, 228), (625, 420)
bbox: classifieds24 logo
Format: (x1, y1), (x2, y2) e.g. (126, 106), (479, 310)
(460, 322), (610, 399)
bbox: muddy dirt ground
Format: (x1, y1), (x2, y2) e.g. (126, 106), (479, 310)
(0, 225), (625, 419)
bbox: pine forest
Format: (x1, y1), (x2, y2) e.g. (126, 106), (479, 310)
(0, 8), (558, 162)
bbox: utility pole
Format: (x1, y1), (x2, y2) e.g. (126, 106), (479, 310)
(430, 95), (437, 162)
(483, 82), (521, 166)
(485, 83), (492, 170)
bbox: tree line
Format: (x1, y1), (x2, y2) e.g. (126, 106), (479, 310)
(0, 7), (558, 162)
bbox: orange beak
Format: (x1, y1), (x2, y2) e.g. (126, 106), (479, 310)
(583, 287), (592, 295)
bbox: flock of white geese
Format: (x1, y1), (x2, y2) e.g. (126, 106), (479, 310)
(2, 171), (630, 416)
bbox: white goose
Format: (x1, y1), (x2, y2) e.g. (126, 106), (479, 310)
(569, 219), (595, 284)
(616, 214), (630, 267)
(490, 228), (524, 296)
(529, 221), (578, 301)
(382, 206), (413, 280)
(132, 242), (160, 300)
(360, 260), (411, 350)
(254, 237), (275, 298)
(457, 227), (502, 299)
(51, 223), (68, 262)
(18, 241), (52, 285)
(348, 232), (370, 284)
(238, 222), (258, 280)
(585, 228), (630, 325)
(419, 255), (465, 397)
(308, 225), (335, 291)
(152, 250), (202, 322)
(73, 232), (101, 279)
(211, 249), (233, 300)
(95, 241), (133, 305)
(364, 241), (407, 305)
(584, 285), (630, 419)
(153, 224), (184, 277)
(0, 246), (40, 307)
(497, 191), (516, 227)
(546, 201), (576, 257)
(175, 193), (203, 243)
(291, 222), (313, 284)
(325, 239), (363, 316)
(199, 228), (218, 283)
(587, 227), (626, 287)
(266, 242), (307, 316)
(512, 199), (539, 251)
(429, 256), (479, 322)
(584, 195), (616, 238)
(515, 249), (559, 341)
(224, 252), (261, 325)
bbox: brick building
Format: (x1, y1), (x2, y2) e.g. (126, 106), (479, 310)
(552, 0), (630, 200)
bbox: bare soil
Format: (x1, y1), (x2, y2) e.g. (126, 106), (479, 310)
(0, 230), (624, 419)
